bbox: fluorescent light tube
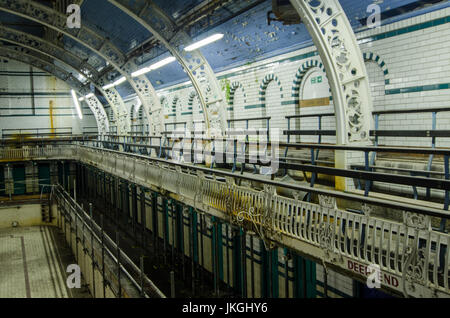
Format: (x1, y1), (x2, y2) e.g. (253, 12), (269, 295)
(85, 93), (94, 99)
(131, 67), (151, 77)
(71, 89), (83, 120)
(131, 56), (176, 77)
(150, 56), (176, 70)
(102, 83), (115, 90)
(135, 98), (142, 112)
(102, 76), (126, 90)
(184, 33), (224, 51)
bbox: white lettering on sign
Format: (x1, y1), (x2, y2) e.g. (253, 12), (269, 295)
(347, 260), (399, 288)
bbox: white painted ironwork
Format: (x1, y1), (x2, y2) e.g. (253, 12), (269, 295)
(84, 95), (110, 134)
(0, 30), (124, 133)
(108, 0), (228, 136)
(99, 85), (130, 134)
(0, 0), (165, 135)
(0, 26), (112, 133)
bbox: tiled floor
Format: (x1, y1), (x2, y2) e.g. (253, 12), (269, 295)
(0, 226), (89, 298)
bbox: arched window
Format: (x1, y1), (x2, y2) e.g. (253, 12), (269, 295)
(291, 59), (332, 143)
(228, 81), (246, 128)
(259, 73), (283, 139)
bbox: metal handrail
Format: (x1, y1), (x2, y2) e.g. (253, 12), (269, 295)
(77, 144), (450, 219)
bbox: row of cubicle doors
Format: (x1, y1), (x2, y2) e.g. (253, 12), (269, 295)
(0, 162), (69, 196)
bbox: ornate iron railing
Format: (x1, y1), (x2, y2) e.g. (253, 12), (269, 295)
(1, 143), (450, 297)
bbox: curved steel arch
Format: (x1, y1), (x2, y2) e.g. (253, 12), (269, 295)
(0, 47), (109, 134)
(0, 25), (99, 81)
(108, 0), (228, 137)
(83, 95), (110, 135)
(289, 0), (373, 145)
(0, 0), (164, 135)
(289, 0), (374, 192)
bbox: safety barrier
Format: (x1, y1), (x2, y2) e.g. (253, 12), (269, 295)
(74, 145), (450, 298)
(53, 185), (166, 298)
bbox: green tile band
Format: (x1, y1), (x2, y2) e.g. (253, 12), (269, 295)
(291, 58), (326, 104)
(363, 52), (391, 86)
(154, 15), (449, 97)
(229, 81), (247, 106)
(386, 83), (450, 95)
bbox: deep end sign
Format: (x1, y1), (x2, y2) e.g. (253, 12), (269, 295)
(347, 259), (400, 289)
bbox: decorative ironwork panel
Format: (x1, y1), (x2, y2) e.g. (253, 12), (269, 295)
(2, 144), (450, 298)
(109, 0), (228, 136)
(0, 0), (165, 135)
(85, 95), (110, 134)
(0, 25), (99, 80)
